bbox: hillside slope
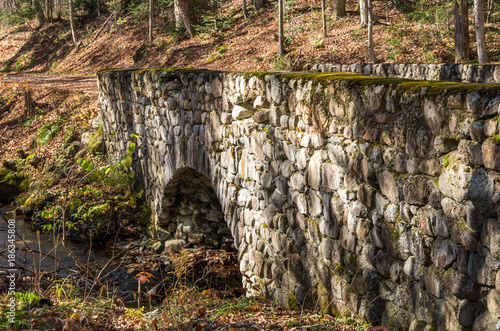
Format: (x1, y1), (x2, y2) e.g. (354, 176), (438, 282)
(1, 0), (499, 76)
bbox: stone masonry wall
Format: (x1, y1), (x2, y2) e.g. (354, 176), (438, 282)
(313, 63), (500, 84)
(98, 68), (500, 330)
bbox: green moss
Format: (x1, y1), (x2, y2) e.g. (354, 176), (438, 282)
(95, 68), (121, 74)
(86, 127), (104, 156)
(97, 67), (211, 80)
(334, 264), (346, 272)
(132, 46), (146, 63)
(443, 154), (449, 168)
(22, 192), (46, 215)
(383, 219), (400, 240)
(98, 68), (500, 100)
(2, 160), (16, 170)
(288, 294), (301, 310)
(490, 134), (500, 143)
(308, 218), (319, 227)
(451, 218), (473, 231)
(36, 172), (60, 190)
(278, 72), (500, 96)
(317, 284), (332, 314)
(347, 286), (358, 295)
(0, 166), (30, 201)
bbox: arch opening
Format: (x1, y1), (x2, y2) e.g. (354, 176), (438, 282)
(158, 167), (235, 252)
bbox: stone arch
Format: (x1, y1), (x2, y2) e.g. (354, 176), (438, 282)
(156, 166), (236, 251)
(100, 68), (500, 328)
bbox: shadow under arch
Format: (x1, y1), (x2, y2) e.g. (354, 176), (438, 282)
(157, 166), (235, 252)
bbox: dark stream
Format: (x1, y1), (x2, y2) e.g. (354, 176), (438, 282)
(0, 208), (140, 293)
(0, 207), (243, 304)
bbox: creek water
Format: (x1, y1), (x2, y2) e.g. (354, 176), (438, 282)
(0, 208), (149, 296)
(0, 207), (243, 302)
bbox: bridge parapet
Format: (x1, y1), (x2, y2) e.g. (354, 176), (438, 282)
(313, 63), (500, 84)
(98, 68), (500, 329)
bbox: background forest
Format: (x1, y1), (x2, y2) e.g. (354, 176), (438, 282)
(0, 0), (499, 75)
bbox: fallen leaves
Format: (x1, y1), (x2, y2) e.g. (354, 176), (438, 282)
(135, 271), (156, 284)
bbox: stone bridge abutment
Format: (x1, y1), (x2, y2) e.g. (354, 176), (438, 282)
(98, 68), (500, 329)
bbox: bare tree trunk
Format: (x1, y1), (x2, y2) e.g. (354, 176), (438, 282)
(322, 0), (327, 37)
(454, 0), (470, 63)
(35, 0), (45, 27)
(174, 0), (195, 38)
(56, 0), (62, 19)
(69, 0), (78, 47)
(213, 0), (217, 29)
(360, 0), (368, 27)
(243, 0), (247, 19)
(45, 0), (52, 23)
(97, 0), (100, 16)
(486, 0), (493, 24)
(463, 0), (471, 59)
(334, 0), (346, 18)
(174, 0), (183, 29)
(367, 0), (376, 62)
(279, 0), (284, 54)
(22, 87), (34, 124)
(474, 0), (488, 63)
(149, 0), (153, 42)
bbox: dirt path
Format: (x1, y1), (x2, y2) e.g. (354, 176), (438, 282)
(2, 72), (98, 94)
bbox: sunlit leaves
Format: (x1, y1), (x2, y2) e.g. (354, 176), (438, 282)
(135, 271), (156, 284)
(39, 139), (140, 236)
(76, 157), (95, 172)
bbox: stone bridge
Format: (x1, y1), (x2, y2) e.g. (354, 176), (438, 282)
(98, 68), (500, 330)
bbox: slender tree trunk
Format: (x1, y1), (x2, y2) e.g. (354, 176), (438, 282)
(213, 0), (217, 30)
(243, 0), (247, 19)
(463, 0), (471, 59)
(279, 0), (284, 54)
(454, 0), (470, 63)
(174, 0), (183, 30)
(360, 0), (368, 27)
(35, 0), (45, 27)
(334, 0), (346, 18)
(175, 0), (195, 38)
(56, 0), (62, 20)
(322, 0), (327, 37)
(69, 0), (78, 47)
(45, 0), (49, 23)
(45, 0), (52, 23)
(149, 0), (153, 42)
(474, 0), (488, 63)
(486, 0), (493, 24)
(367, 0), (376, 62)
(97, 0), (100, 17)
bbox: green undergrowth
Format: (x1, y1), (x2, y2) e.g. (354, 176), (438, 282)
(36, 135), (145, 237)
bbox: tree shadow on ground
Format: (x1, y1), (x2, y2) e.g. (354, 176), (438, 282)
(1, 22), (74, 73)
(162, 44), (213, 68)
